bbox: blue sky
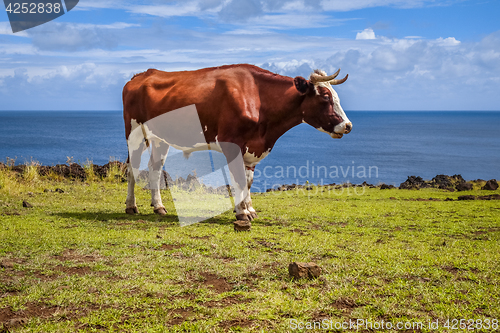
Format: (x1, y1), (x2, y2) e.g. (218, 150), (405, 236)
(0, 0), (499, 110)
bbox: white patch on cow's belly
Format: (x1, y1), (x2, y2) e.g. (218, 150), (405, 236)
(168, 135), (223, 158)
(130, 119), (224, 158)
(244, 147), (271, 167)
(174, 141), (223, 159)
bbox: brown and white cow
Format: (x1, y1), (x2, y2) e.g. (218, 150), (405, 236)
(123, 64), (351, 221)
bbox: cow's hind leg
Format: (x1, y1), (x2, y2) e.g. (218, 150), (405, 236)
(149, 141), (170, 216)
(219, 143), (253, 221)
(125, 157), (139, 214)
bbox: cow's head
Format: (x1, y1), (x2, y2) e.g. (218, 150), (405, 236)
(294, 69), (352, 139)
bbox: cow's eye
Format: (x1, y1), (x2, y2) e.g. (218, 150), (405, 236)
(323, 94), (330, 101)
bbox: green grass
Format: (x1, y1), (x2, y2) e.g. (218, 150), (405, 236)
(0, 167), (499, 332)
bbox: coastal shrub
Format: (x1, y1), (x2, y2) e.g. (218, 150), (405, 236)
(44, 168), (64, 182)
(84, 159), (96, 182)
(23, 159), (40, 183)
(0, 164), (17, 192)
(0, 167), (5, 190)
(105, 160), (126, 183)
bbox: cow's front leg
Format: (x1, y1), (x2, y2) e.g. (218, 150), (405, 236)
(245, 196), (257, 220)
(235, 201), (253, 221)
(244, 167), (257, 219)
(149, 142), (169, 216)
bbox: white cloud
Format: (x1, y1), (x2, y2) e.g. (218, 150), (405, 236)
(321, 0), (436, 11)
(74, 22), (141, 29)
(356, 28), (376, 40)
(259, 32), (499, 110)
(224, 13), (353, 33)
(435, 37), (461, 46)
(0, 0), (498, 112)
(26, 22), (140, 52)
(74, 0), (455, 21)
(129, 2), (202, 17)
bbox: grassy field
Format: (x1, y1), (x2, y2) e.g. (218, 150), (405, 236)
(0, 165), (499, 332)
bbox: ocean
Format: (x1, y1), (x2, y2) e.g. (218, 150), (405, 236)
(1, 111), (499, 191)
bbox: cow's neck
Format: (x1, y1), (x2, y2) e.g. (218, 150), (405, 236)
(258, 77), (305, 145)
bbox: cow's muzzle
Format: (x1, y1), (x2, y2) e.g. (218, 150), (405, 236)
(333, 121), (352, 138)
(344, 122), (352, 134)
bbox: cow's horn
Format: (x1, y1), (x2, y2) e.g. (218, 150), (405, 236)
(310, 68), (341, 84)
(329, 74), (348, 85)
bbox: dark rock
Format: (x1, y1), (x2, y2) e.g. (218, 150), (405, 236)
(451, 174), (465, 182)
(46, 163), (86, 180)
(234, 220), (251, 231)
(288, 262), (322, 279)
(92, 161), (127, 179)
(399, 176), (426, 189)
(482, 179), (499, 191)
(456, 182), (473, 191)
(380, 184), (395, 190)
(10, 165), (26, 174)
(22, 200), (33, 208)
(55, 188), (64, 193)
(31, 162), (126, 181)
(432, 174), (467, 191)
(277, 184), (299, 191)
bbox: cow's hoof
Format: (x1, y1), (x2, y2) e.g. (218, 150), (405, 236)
(154, 207), (168, 216)
(235, 213), (253, 221)
(125, 207), (139, 215)
(249, 211), (258, 219)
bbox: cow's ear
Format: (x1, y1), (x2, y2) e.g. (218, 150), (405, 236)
(294, 76), (310, 95)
